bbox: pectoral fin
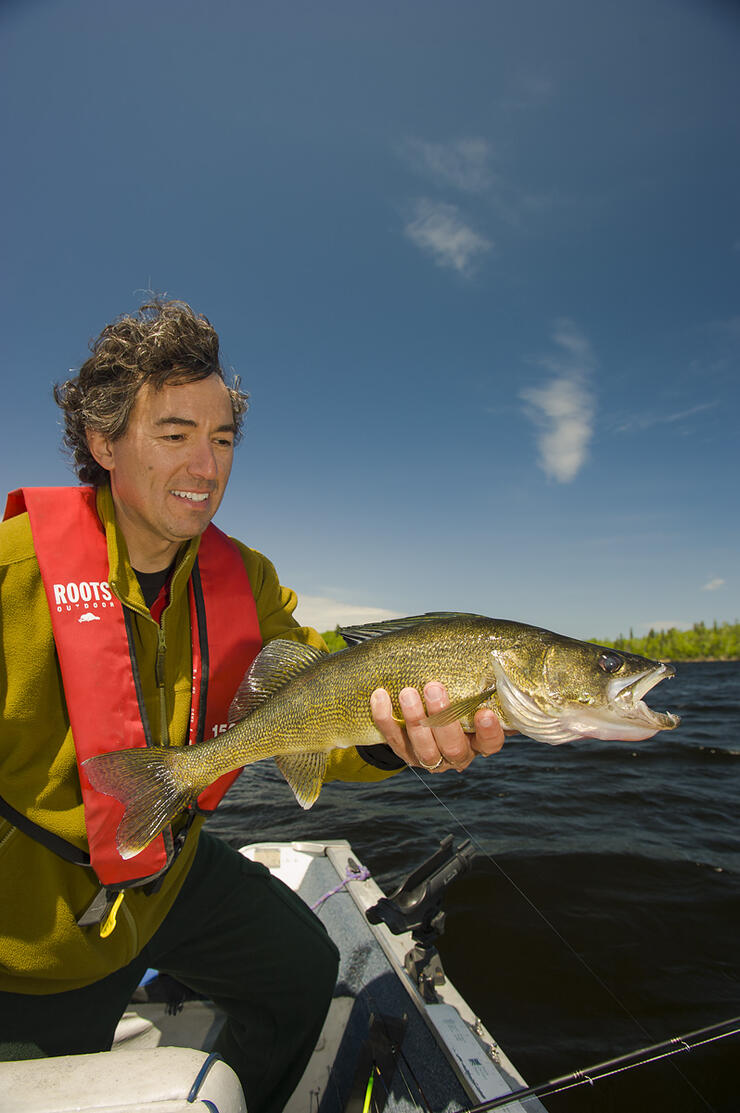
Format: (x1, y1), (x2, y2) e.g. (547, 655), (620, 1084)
(419, 685), (498, 729)
(274, 751), (329, 809)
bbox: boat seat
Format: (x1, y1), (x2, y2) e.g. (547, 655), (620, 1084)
(1, 1046), (247, 1113)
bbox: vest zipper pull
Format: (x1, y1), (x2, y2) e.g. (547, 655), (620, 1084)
(156, 624), (170, 745)
(100, 890), (125, 937)
(155, 624), (167, 688)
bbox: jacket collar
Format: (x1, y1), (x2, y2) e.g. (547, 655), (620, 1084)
(95, 484), (201, 614)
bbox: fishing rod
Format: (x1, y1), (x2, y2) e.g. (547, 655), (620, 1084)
(354, 832), (735, 1113)
(404, 767), (723, 1110)
(351, 989), (739, 1113)
(453, 1014), (740, 1112)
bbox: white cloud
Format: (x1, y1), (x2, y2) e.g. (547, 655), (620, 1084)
(520, 319), (597, 483)
(614, 400), (718, 434)
(701, 578), (725, 592)
(404, 137), (495, 194)
(293, 594), (403, 633)
(500, 71), (554, 112)
(404, 199), (492, 276)
(401, 135), (534, 231)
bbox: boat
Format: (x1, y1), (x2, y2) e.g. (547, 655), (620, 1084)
(6, 835), (545, 1113)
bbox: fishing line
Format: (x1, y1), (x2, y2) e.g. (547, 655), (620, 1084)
(405, 764), (717, 1112)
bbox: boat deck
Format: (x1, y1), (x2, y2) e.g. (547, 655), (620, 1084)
(8, 839), (544, 1113)
(239, 841), (542, 1113)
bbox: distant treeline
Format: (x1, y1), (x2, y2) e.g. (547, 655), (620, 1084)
(591, 621), (740, 661)
(321, 629), (348, 653)
(320, 621), (740, 661)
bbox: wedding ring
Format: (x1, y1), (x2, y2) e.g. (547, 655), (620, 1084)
(418, 756), (445, 771)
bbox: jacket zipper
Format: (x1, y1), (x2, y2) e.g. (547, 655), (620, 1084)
(0, 820), (16, 856)
(111, 582), (171, 749)
(155, 621), (169, 747)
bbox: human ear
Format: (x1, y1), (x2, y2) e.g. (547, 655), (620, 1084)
(86, 429), (115, 473)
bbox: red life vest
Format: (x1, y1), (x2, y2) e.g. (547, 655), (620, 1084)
(3, 487), (262, 887)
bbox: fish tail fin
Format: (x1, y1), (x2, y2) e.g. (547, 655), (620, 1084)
(82, 747), (194, 860)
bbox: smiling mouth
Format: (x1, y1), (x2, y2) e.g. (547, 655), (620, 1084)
(171, 490), (211, 503)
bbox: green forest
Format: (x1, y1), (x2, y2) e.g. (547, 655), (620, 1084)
(590, 620), (740, 661)
(321, 621), (740, 660)
(320, 629), (350, 653)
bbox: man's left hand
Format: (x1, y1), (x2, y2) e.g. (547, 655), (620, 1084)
(370, 682), (506, 772)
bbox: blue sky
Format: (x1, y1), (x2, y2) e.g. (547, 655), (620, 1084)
(1, 0), (738, 640)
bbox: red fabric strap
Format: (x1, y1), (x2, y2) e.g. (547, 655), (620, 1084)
(4, 487), (262, 885)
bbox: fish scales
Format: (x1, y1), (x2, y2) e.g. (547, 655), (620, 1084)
(82, 613), (679, 860)
(194, 615), (497, 772)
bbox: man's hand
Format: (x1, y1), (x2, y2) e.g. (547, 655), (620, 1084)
(370, 682), (505, 772)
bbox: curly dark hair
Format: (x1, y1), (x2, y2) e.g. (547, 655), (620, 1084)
(54, 299), (249, 485)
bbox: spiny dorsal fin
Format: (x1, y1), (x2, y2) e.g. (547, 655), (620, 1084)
(228, 639), (328, 721)
(274, 751), (328, 809)
(339, 612), (477, 646)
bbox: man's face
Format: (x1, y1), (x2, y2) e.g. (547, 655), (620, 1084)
(88, 374), (236, 570)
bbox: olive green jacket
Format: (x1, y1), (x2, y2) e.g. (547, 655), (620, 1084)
(0, 486), (397, 994)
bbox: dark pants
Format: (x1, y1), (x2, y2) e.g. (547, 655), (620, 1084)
(0, 833), (340, 1113)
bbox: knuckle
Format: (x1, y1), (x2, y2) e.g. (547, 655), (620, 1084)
(441, 735), (469, 764)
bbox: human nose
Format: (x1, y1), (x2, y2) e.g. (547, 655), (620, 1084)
(187, 437), (218, 480)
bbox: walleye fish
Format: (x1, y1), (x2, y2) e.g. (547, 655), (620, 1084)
(83, 613), (680, 860)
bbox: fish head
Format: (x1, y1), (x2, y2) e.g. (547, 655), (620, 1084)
(490, 629), (680, 744)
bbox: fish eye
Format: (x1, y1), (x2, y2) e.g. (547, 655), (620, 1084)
(598, 651), (625, 674)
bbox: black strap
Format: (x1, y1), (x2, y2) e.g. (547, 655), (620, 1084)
(123, 604), (155, 747)
(0, 792), (91, 866)
(122, 600), (176, 874)
(188, 559), (212, 818)
(190, 558), (210, 748)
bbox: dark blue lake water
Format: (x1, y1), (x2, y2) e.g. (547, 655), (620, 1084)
(208, 661), (740, 1113)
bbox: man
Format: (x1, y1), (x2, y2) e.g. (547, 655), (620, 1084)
(0, 300), (504, 1113)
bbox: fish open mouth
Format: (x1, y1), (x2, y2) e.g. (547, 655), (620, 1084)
(608, 663), (680, 729)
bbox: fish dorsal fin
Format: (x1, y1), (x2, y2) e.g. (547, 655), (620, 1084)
(228, 639), (328, 721)
(275, 752), (328, 809)
(339, 612), (477, 646)
(420, 685), (498, 729)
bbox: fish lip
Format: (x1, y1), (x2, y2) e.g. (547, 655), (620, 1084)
(608, 663), (680, 728)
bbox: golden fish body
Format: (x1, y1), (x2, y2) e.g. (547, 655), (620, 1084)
(83, 613), (679, 860)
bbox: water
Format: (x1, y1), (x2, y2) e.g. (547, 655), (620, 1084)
(207, 662), (740, 1113)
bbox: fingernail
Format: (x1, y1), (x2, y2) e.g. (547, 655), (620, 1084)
(370, 690), (384, 715)
(425, 682), (444, 701)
